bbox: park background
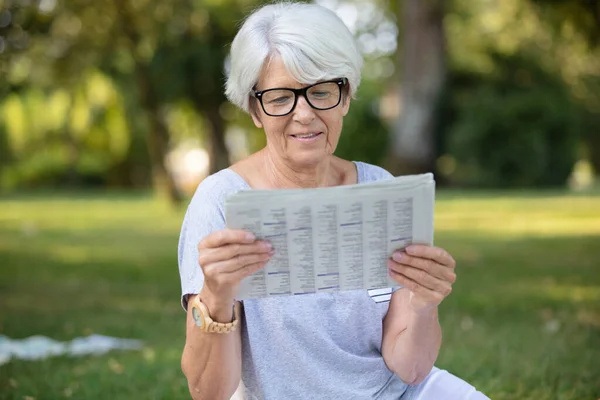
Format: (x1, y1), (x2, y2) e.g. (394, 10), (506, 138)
(0, 0), (599, 399)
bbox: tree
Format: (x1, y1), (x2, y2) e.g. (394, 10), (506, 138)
(1, 0), (265, 200)
(388, 0), (446, 175)
(532, 0), (600, 176)
(113, 0), (182, 204)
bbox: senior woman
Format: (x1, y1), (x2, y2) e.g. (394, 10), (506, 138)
(178, 3), (488, 400)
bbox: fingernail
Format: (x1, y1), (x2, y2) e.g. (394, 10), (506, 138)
(246, 233), (256, 241)
(262, 241), (273, 250)
(268, 249), (275, 255)
(392, 252), (402, 261)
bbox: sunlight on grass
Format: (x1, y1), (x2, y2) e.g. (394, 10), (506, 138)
(533, 282), (600, 303)
(499, 280), (600, 304)
(48, 245), (93, 264)
(436, 196), (600, 237)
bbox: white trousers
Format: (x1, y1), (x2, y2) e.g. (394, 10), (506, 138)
(231, 367), (490, 399)
(401, 367), (490, 400)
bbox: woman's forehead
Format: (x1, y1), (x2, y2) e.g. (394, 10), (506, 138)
(257, 56), (308, 90)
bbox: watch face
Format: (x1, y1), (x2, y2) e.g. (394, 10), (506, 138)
(192, 306), (204, 328)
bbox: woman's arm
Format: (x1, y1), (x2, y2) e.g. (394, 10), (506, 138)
(381, 244), (457, 385)
(180, 229), (273, 400)
(182, 293), (242, 400)
(381, 289), (441, 385)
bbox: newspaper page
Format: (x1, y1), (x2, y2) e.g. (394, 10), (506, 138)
(225, 173), (435, 300)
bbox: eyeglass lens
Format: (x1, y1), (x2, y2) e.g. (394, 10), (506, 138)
(261, 81), (341, 116)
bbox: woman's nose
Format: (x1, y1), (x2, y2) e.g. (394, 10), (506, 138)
(292, 95), (316, 124)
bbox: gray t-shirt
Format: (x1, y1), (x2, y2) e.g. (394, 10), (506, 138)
(178, 161), (409, 399)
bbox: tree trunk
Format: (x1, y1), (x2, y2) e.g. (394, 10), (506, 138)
(135, 65), (182, 205)
(587, 131), (600, 179)
(203, 106), (231, 174)
(108, 81), (152, 188)
(388, 0), (446, 175)
(0, 123), (11, 183)
(115, 0), (181, 206)
(62, 93), (79, 185)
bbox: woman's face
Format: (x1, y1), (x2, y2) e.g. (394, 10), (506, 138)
(250, 56), (350, 167)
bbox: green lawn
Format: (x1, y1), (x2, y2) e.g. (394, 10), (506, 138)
(0, 190), (599, 399)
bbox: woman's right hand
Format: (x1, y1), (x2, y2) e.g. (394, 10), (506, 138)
(197, 229), (273, 314)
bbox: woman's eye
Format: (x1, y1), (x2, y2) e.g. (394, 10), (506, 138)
(268, 96), (292, 104)
(311, 91), (331, 98)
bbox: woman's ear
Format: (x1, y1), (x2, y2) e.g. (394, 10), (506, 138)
(341, 85), (351, 116)
(250, 111), (263, 128)
(341, 95), (351, 117)
(249, 100), (263, 128)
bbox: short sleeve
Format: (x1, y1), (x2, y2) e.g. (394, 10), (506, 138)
(177, 172), (245, 311)
(354, 161), (394, 183)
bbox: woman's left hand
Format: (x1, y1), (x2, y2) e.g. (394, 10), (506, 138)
(387, 244), (457, 314)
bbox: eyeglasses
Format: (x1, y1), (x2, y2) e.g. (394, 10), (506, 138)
(251, 78), (347, 117)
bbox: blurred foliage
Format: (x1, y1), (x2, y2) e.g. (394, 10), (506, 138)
(0, 73), (137, 188)
(0, 0), (598, 191)
(0, 0), (261, 196)
(435, 0), (600, 187)
(438, 52), (582, 187)
(530, 0), (600, 47)
(335, 81), (391, 165)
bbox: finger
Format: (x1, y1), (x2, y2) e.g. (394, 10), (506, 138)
(203, 259), (270, 292)
(234, 260), (269, 281)
(391, 252), (456, 284)
(388, 260), (452, 295)
(388, 269), (445, 304)
(203, 252), (273, 276)
(199, 241), (272, 266)
(404, 245), (456, 269)
(211, 259), (270, 288)
(200, 229), (257, 249)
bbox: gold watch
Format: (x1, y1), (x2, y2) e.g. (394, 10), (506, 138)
(191, 296), (240, 334)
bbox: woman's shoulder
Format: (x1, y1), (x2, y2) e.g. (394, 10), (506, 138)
(353, 161), (394, 183)
(195, 168), (249, 195)
(187, 169), (250, 213)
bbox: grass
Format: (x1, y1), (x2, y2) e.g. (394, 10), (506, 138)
(0, 189), (599, 399)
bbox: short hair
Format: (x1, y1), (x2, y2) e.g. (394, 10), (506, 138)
(225, 2), (363, 113)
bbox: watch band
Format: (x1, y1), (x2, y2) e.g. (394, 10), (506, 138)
(207, 314), (240, 333)
(192, 296), (241, 334)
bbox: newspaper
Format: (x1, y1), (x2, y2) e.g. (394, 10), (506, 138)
(225, 173), (435, 300)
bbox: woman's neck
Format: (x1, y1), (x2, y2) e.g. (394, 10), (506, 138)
(261, 148), (335, 189)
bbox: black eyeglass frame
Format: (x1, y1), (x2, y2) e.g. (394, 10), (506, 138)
(251, 77), (348, 117)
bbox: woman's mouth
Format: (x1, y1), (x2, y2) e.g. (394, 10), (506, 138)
(290, 132), (323, 142)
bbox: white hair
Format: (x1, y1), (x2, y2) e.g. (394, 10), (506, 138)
(225, 2), (363, 113)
